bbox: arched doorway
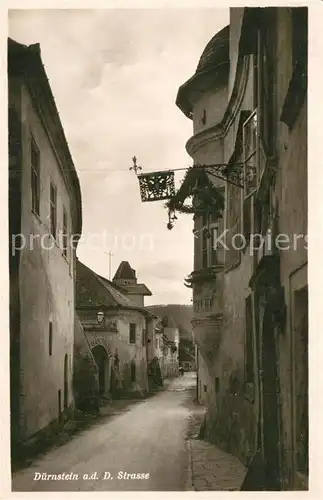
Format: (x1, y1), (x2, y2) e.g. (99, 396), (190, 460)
(64, 354), (68, 409)
(92, 345), (109, 395)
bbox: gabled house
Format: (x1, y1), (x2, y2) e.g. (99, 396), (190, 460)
(75, 260), (157, 400)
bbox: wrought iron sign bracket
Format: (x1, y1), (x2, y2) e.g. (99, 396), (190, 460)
(130, 157), (255, 204)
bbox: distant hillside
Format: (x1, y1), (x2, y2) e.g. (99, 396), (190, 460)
(146, 304), (193, 340)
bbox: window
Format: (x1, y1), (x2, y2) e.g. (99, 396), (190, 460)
(201, 109), (206, 125)
(129, 323), (136, 344)
(50, 182), (57, 238)
(64, 354), (68, 408)
(142, 328), (146, 346)
(210, 226), (219, 265)
(202, 228), (208, 268)
(62, 208), (68, 258)
(31, 137), (40, 215)
(204, 385), (207, 393)
(242, 111), (258, 245)
(215, 377), (220, 394)
(49, 321), (53, 356)
(244, 294), (254, 402)
(201, 212), (219, 268)
(243, 110), (258, 198)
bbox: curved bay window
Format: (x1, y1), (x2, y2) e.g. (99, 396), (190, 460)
(242, 9), (276, 243)
(201, 212), (219, 269)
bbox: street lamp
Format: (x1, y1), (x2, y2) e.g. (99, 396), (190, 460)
(96, 310), (105, 325)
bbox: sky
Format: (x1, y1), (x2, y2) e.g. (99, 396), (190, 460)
(8, 8), (229, 305)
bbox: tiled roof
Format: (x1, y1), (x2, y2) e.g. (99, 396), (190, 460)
(112, 260), (152, 296)
(96, 276), (139, 309)
(113, 261), (136, 280)
(195, 25), (230, 74)
(76, 260), (155, 316)
(175, 25), (230, 118)
(121, 283), (152, 296)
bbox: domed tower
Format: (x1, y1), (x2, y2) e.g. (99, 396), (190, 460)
(176, 26), (230, 378)
(176, 24), (230, 158)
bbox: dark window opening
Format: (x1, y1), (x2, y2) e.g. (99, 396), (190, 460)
(64, 354), (68, 409)
(215, 377), (220, 394)
(49, 321), (53, 356)
(201, 109), (206, 125)
(129, 323), (136, 344)
(131, 361), (136, 383)
(202, 229), (208, 268)
(31, 137), (40, 216)
(204, 384), (207, 393)
(62, 208), (68, 258)
(50, 182), (57, 238)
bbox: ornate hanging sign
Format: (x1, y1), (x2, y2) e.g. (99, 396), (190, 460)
(138, 170), (176, 202)
(130, 156), (176, 202)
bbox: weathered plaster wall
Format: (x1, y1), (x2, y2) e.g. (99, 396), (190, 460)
(228, 8), (244, 97)
(125, 294), (144, 308)
(115, 311), (148, 392)
(18, 86), (76, 439)
(79, 309), (149, 394)
(193, 86), (228, 135)
(210, 254), (257, 465)
(273, 10), (307, 482)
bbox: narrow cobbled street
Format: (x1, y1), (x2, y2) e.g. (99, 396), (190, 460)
(12, 374), (197, 491)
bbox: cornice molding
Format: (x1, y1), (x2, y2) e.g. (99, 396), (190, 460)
(186, 55), (250, 158)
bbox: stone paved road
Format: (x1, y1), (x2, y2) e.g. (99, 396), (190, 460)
(190, 440), (246, 491)
(12, 373), (196, 492)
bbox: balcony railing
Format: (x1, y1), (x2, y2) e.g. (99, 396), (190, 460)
(186, 264), (223, 286)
